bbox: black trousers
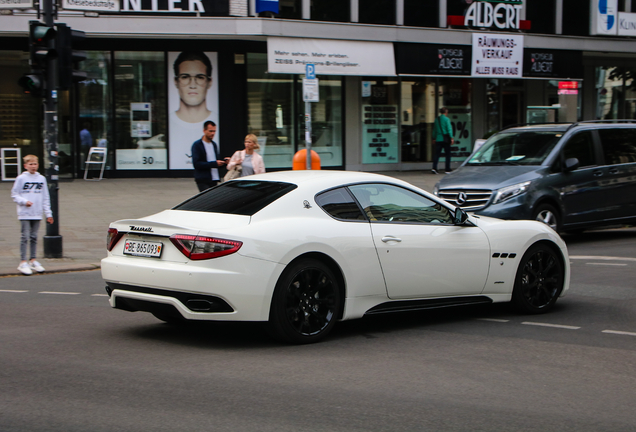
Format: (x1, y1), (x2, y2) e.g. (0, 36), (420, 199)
(196, 179), (218, 192)
(433, 140), (452, 172)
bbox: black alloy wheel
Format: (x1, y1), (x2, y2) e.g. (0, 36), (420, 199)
(268, 258), (341, 344)
(512, 244), (564, 314)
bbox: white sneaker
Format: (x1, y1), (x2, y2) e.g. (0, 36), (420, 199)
(18, 262), (33, 275)
(431, 169), (438, 174)
(30, 260), (45, 273)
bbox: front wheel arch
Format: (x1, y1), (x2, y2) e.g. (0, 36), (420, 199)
(268, 253), (345, 344)
(278, 252), (346, 319)
(532, 201), (562, 232)
(511, 241), (566, 314)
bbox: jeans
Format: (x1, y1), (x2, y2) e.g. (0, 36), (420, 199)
(433, 140), (452, 172)
(20, 220), (41, 261)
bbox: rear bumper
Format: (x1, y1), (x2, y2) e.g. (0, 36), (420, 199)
(101, 254), (285, 321)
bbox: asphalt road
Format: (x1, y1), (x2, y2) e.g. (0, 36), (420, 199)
(1, 229), (635, 432)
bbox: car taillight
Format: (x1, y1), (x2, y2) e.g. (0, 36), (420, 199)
(169, 234), (243, 260)
(107, 228), (124, 251)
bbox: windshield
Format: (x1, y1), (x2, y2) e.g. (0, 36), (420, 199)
(467, 131), (562, 166)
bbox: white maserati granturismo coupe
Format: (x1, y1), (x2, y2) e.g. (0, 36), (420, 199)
(102, 170), (570, 344)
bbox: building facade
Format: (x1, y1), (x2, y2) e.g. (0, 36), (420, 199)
(1, 0), (636, 178)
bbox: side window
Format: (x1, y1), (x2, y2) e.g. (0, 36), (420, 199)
(315, 188), (366, 221)
(598, 129), (636, 165)
(348, 184), (453, 224)
(562, 131), (596, 168)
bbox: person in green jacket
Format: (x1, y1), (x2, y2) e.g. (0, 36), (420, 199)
(432, 107), (454, 174)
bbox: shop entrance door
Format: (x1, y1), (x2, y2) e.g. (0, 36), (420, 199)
(502, 91), (522, 128)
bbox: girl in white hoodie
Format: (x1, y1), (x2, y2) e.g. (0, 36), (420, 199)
(11, 155), (54, 275)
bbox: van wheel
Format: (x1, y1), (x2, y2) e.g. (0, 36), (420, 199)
(533, 204), (560, 232)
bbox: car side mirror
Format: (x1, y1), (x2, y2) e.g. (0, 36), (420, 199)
(453, 207), (469, 225)
(564, 157), (580, 172)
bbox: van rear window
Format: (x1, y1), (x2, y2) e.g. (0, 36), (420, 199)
(173, 180), (297, 216)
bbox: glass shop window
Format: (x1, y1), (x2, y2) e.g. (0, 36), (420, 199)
(113, 52), (167, 170)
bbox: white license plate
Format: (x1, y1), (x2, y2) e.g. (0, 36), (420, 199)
(123, 240), (163, 258)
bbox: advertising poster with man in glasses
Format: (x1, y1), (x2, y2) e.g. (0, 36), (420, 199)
(168, 51), (219, 169)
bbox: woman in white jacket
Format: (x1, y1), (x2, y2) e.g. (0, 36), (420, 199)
(226, 134), (265, 177)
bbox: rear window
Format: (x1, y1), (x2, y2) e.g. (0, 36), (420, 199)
(173, 180), (297, 216)
(467, 131), (562, 166)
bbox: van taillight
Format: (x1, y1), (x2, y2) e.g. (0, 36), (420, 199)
(169, 235), (242, 260)
(107, 228), (124, 251)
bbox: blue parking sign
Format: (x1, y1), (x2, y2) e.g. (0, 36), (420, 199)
(306, 64), (316, 79)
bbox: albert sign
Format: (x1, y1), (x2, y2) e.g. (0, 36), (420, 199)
(464, 0), (524, 30)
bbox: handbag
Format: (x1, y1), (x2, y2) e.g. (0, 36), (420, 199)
(223, 164), (242, 182)
(222, 150), (244, 182)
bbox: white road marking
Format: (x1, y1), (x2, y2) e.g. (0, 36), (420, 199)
(570, 255), (636, 262)
(602, 330), (636, 337)
(585, 263), (628, 266)
(38, 291), (81, 295)
(91, 294), (109, 297)
(477, 318), (509, 322)
(522, 322), (581, 330)
(0, 289), (28, 293)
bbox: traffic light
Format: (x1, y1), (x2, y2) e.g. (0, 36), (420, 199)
(18, 73), (44, 97)
(29, 20), (56, 69)
(56, 23), (87, 90)
(18, 21), (56, 97)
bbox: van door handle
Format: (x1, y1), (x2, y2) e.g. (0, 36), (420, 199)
(609, 168), (619, 175)
(382, 236), (402, 243)
(593, 170), (604, 177)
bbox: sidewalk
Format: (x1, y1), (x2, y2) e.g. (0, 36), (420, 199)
(0, 171), (440, 277)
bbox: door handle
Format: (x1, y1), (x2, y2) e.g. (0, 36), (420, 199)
(609, 168), (619, 175)
(382, 236), (402, 243)
(593, 170), (604, 177)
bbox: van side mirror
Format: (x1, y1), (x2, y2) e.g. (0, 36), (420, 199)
(454, 207), (469, 225)
(564, 158), (580, 172)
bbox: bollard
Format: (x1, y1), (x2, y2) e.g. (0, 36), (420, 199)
(292, 149), (321, 170)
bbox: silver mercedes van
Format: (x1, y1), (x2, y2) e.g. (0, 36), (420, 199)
(433, 121), (636, 233)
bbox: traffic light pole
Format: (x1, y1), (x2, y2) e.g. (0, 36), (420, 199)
(42, 0), (62, 258)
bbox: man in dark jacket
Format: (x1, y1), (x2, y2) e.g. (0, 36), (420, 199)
(191, 121), (228, 191)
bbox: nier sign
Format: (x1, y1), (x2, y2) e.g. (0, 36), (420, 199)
(464, 0), (523, 30)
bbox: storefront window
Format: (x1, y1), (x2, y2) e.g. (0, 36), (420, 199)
(277, 0), (302, 18)
(361, 78), (400, 164)
(439, 78), (472, 161)
(399, 78), (471, 163)
(77, 51), (112, 172)
(400, 78), (436, 162)
(247, 53), (295, 168)
(311, 0), (349, 22)
(113, 52), (167, 170)
(404, 0), (439, 27)
(0, 51), (42, 171)
(486, 79), (500, 137)
(297, 75), (343, 167)
(596, 67), (636, 120)
(359, 0), (396, 25)
(246, 53), (343, 169)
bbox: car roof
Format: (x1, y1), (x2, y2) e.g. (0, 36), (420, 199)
(500, 120), (636, 134)
(499, 123), (572, 133)
(233, 170), (410, 190)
